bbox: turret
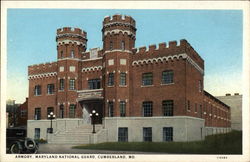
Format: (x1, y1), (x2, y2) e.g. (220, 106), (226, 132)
(102, 14), (136, 52)
(56, 27), (87, 59)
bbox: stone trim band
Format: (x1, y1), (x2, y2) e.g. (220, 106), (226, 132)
(28, 72), (57, 80)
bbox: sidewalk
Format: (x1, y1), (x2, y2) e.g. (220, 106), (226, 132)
(38, 143), (163, 154)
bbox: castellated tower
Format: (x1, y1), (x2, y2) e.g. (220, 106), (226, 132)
(102, 14), (136, 117)
(56, 27), (87, 118)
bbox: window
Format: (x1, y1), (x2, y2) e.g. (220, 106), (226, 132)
(34, 128), (40, 140)
(59, 105), (64, 118)
(121, 41), (125, 50)
(21, 110), (27, 118)
(142, 73), (153, 86)
(162, 100), (173, 116)
(143, 101), (153, 117)
(59, 79), (64, 90)
(108, 73), (114, 86)
(108, 101), (114, 117)
(69, 104), (76, 118)
(69, 79), (75, 90)
(199, 105), (202, 118)
(47, 84), (55, 94)
(199, 80), (203, 92)
(162, 70), (174, 84)
(34, 108), (41, 120)
(163, 127), (173, 142)
(34, 85), (41, 96)
(47, 107), (54, 118)
(60, 51), (63, 58)
(187, 100), (191, 111)
(118, 127), (128, 142)
(110, 41), (113, 50)
(71, 50), (74, 58)
(120, 101), (126, 117)
(143, 127), (152, 142)
(88, 79), (101, 89)
(120, 72), (126, 86)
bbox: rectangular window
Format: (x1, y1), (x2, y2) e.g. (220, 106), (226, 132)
(118, 127), (128, 142)
(21, 110), (27, 118)
(187, 100), (191, 111)
(163, 127), (173, 142)
(142, 73), (153, 86)
(108, 101), (114, 117)
(143, 101), (153, 117)
(60, 51), (63, 58)
(34, 85), (41, 96)
(108, 73), (114, 86)
(162, 100), (173, 116)
(120, 72), (126, 86)
(110, 41), (113, 50)
(34, 128), (40, 140)
(47, 107), (54, 119)
(88, 79), (101, 89)
(47, 84), (55, 94)
(59, 79), (64, 90)
(143, 127), (152, 142)
(69, 79), (75, 90)
(199, 80), (203, 92)
(121, 41), (125, 50)
(120, 101), (126, 117)
(34, 108), (41, 120)
(71, 50), (74, 58)
(69, 104), (76, 118)
(59, 105), (64, 118)
(200, 105), (202, 118)
(162, 70), (174, 84)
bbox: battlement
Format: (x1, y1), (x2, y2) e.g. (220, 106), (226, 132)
(28, 62), (57, 74)
(132, 39), (204, 69)
(57, 27), (87, 37)
(103, 14), (136, 26)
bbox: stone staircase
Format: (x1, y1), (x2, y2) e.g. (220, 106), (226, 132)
(48, 124), (103, 144)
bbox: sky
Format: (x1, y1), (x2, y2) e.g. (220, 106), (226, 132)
(7, 9), (242, 103)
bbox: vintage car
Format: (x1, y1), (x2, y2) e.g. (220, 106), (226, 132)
(6, 127), (39, 154)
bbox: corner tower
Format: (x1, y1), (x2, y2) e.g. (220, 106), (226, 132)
(56, 27), (87, 118)
(102, 15), (136, 117)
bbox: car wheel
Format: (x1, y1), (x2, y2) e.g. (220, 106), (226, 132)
(10, 143), (21, 154)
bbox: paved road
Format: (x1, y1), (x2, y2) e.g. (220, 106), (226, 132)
(37, 143), (163, 154)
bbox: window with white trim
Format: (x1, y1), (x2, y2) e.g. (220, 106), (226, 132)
(120, 72), (126, 86)
(108, 73), (114, 86)
(69, 79), (75, 90)
(69, 104), (76, 118)
(59, 79), (64, 90)
(34, 85), (41, 96)
(34, 108), (41, 120)
(47, 84), (55, 94)
(108, 101), (114, 117)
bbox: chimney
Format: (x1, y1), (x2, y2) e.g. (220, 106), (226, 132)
(225, 93), (231, 96)
(234, 93), (239, 96)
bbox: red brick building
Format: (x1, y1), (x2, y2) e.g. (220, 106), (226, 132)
(27, 14), (230, 143)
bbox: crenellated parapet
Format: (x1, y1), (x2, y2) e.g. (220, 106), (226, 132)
(56, 27), (87, 48)
(28, 62), (57, 77)
(131, 39), (204, 70)
(103, 14), (136, 30)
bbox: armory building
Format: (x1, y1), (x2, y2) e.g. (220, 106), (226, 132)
(27, 14), (231, 144)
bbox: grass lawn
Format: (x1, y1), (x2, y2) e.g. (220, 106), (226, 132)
(72, 130), (242, 154)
